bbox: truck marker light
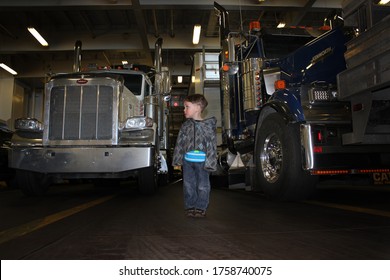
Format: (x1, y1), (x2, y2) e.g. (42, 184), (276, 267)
(312, 169), (390, 176)
(358, 169), (390, 173)
(77, 78), (88, 84)
(222, 64), (230, 72)
(313, 146), (323, 153)
(319, 25), (331, 31)
(274, 80), (286, 90)
(311, 170), (349, 175)
(249, 21), (261, 31)
(316, 130), (323, 141)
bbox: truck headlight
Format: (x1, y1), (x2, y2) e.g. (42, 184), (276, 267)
(15, 118), (43, 132)
(123, 116), (153, 129)
(309, 88), (338, 103)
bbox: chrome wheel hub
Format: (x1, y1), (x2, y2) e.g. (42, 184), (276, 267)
(260, 133), (283, 183)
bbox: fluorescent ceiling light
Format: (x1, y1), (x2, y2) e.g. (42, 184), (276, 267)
(0, 63), (18, 75)
(378, 0), (390, 4)
(192, 24), (201, 45)
(27, 27), (49, 46)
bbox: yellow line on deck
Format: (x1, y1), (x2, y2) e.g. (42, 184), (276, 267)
(305, 200), (390, 218)
(0, 194), (116, 245)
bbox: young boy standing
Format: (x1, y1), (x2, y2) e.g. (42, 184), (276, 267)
(172, 94), (217, 218)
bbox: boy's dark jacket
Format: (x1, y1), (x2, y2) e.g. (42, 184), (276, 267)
(172, 117), (217, 172)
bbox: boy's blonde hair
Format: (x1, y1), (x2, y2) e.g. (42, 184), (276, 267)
(184, 94), (208, 112)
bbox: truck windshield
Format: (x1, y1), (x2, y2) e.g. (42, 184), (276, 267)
(262, 33), (314, 59)
(122, 74), (143, 96)
(242, 32), (314, 60)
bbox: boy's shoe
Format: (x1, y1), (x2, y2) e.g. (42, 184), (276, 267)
(185, 208), (195, 217)
(193, 209), (206, 218)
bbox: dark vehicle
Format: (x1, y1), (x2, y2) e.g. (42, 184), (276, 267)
(0, 120), (15, 187)
(213, 0), (390, 201)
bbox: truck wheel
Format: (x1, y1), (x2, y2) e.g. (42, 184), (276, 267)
(255, 113), (316, 201)
(16, 170), (51, 196)
(138, 166), (157, 195)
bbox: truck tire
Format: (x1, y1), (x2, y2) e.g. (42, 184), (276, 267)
(16, 170), (51, 196)
(138, 166), (157, 195)
(254, 113), (317, 201)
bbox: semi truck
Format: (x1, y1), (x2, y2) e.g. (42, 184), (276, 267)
(213, 0), (390, 200)
(9, 38), (171, 196)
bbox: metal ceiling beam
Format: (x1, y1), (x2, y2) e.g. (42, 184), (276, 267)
(131, 0), (153, 65)
(152, 9), (160, 38)
(170, 9), (175, 38)
(0, 24), (17, 39)
(283, 0), (317, 26)
(79, 10), (97, 38)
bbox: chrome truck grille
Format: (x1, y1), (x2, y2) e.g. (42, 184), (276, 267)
(43, 74), (121, 145)
(49, 85), (113, 140)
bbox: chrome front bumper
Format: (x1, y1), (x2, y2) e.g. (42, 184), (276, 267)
(10, 146), (153, 174)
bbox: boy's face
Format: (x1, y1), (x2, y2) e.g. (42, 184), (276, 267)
(183, 101), (201, 119)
